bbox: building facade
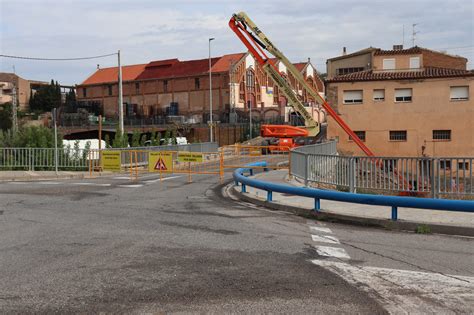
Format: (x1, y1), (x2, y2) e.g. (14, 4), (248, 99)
(326, 46), (473, 157)
(76, 52), (325, 124)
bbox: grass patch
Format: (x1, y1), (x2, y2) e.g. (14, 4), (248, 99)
(415, 224), (432, 234)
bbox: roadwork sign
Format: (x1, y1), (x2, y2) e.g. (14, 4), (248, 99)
(101, 150), (121, 172)
(178, 152), (203, 163)
(149, 152), (172, 172)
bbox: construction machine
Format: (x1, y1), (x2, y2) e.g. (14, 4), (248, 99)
(229, 12), (375, 157)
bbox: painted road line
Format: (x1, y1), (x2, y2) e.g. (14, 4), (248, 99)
(311, 259), (474, 314)
(309, 226), (333, 234)
(113, 176), (131, 180)
(144, 176), (183, 184)
(71, 183), (111, 187)
(315, 246), (351, 260)
(118, 184), (143, 188)
(311, 235), (340, 244)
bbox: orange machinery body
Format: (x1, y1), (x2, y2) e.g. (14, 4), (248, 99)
(261, 124), (309, 150)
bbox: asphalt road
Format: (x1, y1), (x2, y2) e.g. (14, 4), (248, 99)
(0, 173), (472, 313)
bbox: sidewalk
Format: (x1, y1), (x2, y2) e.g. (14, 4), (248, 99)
(233, 169), (474, 236)
(0, 171), (93, 181)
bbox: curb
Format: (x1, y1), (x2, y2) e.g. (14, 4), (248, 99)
(231, 185), (474, 237)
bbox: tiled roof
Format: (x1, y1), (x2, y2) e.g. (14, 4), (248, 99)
(81, 64), (147, 85)
(326, 67), (474, 82)
(136, 57), (220, 80)
(80, 53), (246, 85)
(374, 47), (422, 55)
(327, 47), (378, 61)
(293, 62), (307, 72)
(211, 53), (246, 72)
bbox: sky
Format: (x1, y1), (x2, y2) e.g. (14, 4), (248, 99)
(1, 0), (473, 85)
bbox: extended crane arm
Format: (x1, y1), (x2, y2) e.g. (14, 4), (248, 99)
(229, 12), (375, 157)
(229, 13), (319, 136)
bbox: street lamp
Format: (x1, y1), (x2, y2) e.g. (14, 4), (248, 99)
(208, 37), (215, 142)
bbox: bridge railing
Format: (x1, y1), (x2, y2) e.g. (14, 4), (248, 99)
(290, 142), (474, 199)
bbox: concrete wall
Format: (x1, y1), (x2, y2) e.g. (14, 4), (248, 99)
(326, 52), (372, 78)
(326, 77), (474, 157)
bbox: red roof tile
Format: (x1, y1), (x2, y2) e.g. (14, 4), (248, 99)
(293, 62), (307, 72)
(326, 67), (474, 82)
(374, 47), (422, 55)
(81, 64), (147, 85)
(136, 57), (219, 80)
(211, 53), (246, 72)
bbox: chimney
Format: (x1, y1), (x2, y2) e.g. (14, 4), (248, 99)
(97, 64), (100, 70)
(393, 44), (404, 50)
(342, 47), (347, 55)
(307, 57), (311, 63)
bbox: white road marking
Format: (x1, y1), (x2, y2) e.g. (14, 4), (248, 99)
(118, 184), (143, 188)
(311, 234), (340, 244)
(311, 259), (474, 314)
(71, 182), (111, 187)
(113, 176), (132, 180)
(144, 176), (182, 183)
(309, 226), (333, 234)
(315, 246), (351, 259)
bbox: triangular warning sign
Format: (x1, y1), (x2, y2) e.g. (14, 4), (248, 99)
(154, 158), (167, 171)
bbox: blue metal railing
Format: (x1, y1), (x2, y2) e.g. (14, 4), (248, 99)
(234, 162), (474, 221)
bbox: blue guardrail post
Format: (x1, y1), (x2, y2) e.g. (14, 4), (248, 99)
(391, 206), (398, 221)
(314, 198), (321, 212)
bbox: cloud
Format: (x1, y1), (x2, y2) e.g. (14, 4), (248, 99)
(1, 0), (472, 85)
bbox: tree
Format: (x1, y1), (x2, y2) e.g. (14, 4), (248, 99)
(131, 130), (141, 147)
(29, 80), (62, 113)
(0, 103), (12, 131)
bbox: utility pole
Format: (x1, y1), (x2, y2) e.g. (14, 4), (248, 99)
(208, 38), (215, 142)
(11, 83), (18, 132)
(117, 50), (124, 135)
(52, 108), (58, 174)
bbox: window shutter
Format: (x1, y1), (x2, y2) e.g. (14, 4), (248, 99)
(373, 89), (385, 99)
(343, 90), (363, 101)
(383, 58), (395, 70)
(395, 89), (412, 97)
(409, 57), (420, 69)
(450, 86), (469, 100)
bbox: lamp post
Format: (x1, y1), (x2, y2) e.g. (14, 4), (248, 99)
(208, 37), (215, 142)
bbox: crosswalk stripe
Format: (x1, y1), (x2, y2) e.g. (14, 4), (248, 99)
(315, 246), (350, 259)
(309, 226), (333, 234)
(118, 184), (143, 188)
(311, 234), (340, 244)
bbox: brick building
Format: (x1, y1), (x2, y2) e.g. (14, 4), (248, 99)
(325, 46), (474, 157)
(76, 52), (325, 124)
(0, 73), (49, 111)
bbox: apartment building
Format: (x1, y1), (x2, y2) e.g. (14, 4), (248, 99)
(76, 52), (325, 124)
(325, 46), (474, 157)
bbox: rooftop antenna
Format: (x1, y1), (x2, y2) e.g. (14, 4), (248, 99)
(12, 65), (16, 74)
(402, 24), (405, 47)
(412, 23), (419, 47)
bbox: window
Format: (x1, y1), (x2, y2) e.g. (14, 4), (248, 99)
(395, 88), (412, 102)
(389, 130), (407, 141)
(82, 88), (87, 98)
(195, 78), (200, 90)
(336, 67), (364, 75)
(450, 86), (469, 101)
(163, 80), (168, 92)
(433, 130), (451, 141)
(383, 58), (395, 70)
(108, 85), (112, 96)
(135, 82), (140, 94)
(440, 160), (451, 169)
(349, 131), (366, 142)
(409, 57), (420, 69)
(373, 89), (385, 101)
(343, 90), (363, 104)
(458, 162), (469, 170)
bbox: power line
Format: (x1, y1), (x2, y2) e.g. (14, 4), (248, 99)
(0, 52), (117, 61)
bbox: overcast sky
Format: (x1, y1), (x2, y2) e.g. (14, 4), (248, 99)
(1, 0), (473, 85)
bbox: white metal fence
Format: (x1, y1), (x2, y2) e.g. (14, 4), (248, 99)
(0, 142), (218, 171)
(290, 143), (474, 198)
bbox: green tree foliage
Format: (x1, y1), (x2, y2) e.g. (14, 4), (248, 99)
(0, 103), (13, 131)
(64, 88), (76, 111)
(0, 126), (61, 148)
(131, 130), (141, 147)
(112, 129), (128, 148)
(29, 80), (62, 112)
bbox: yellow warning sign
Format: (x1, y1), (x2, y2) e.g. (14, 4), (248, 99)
(178, 152), (203, 163)
(101, 150), (121, 172)
(148, 152), (173, 172)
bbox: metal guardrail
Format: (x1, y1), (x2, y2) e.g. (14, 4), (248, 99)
(290, 142), (474, 199)
(234, 162), (474, 221)
(0, 142), (218, 171)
